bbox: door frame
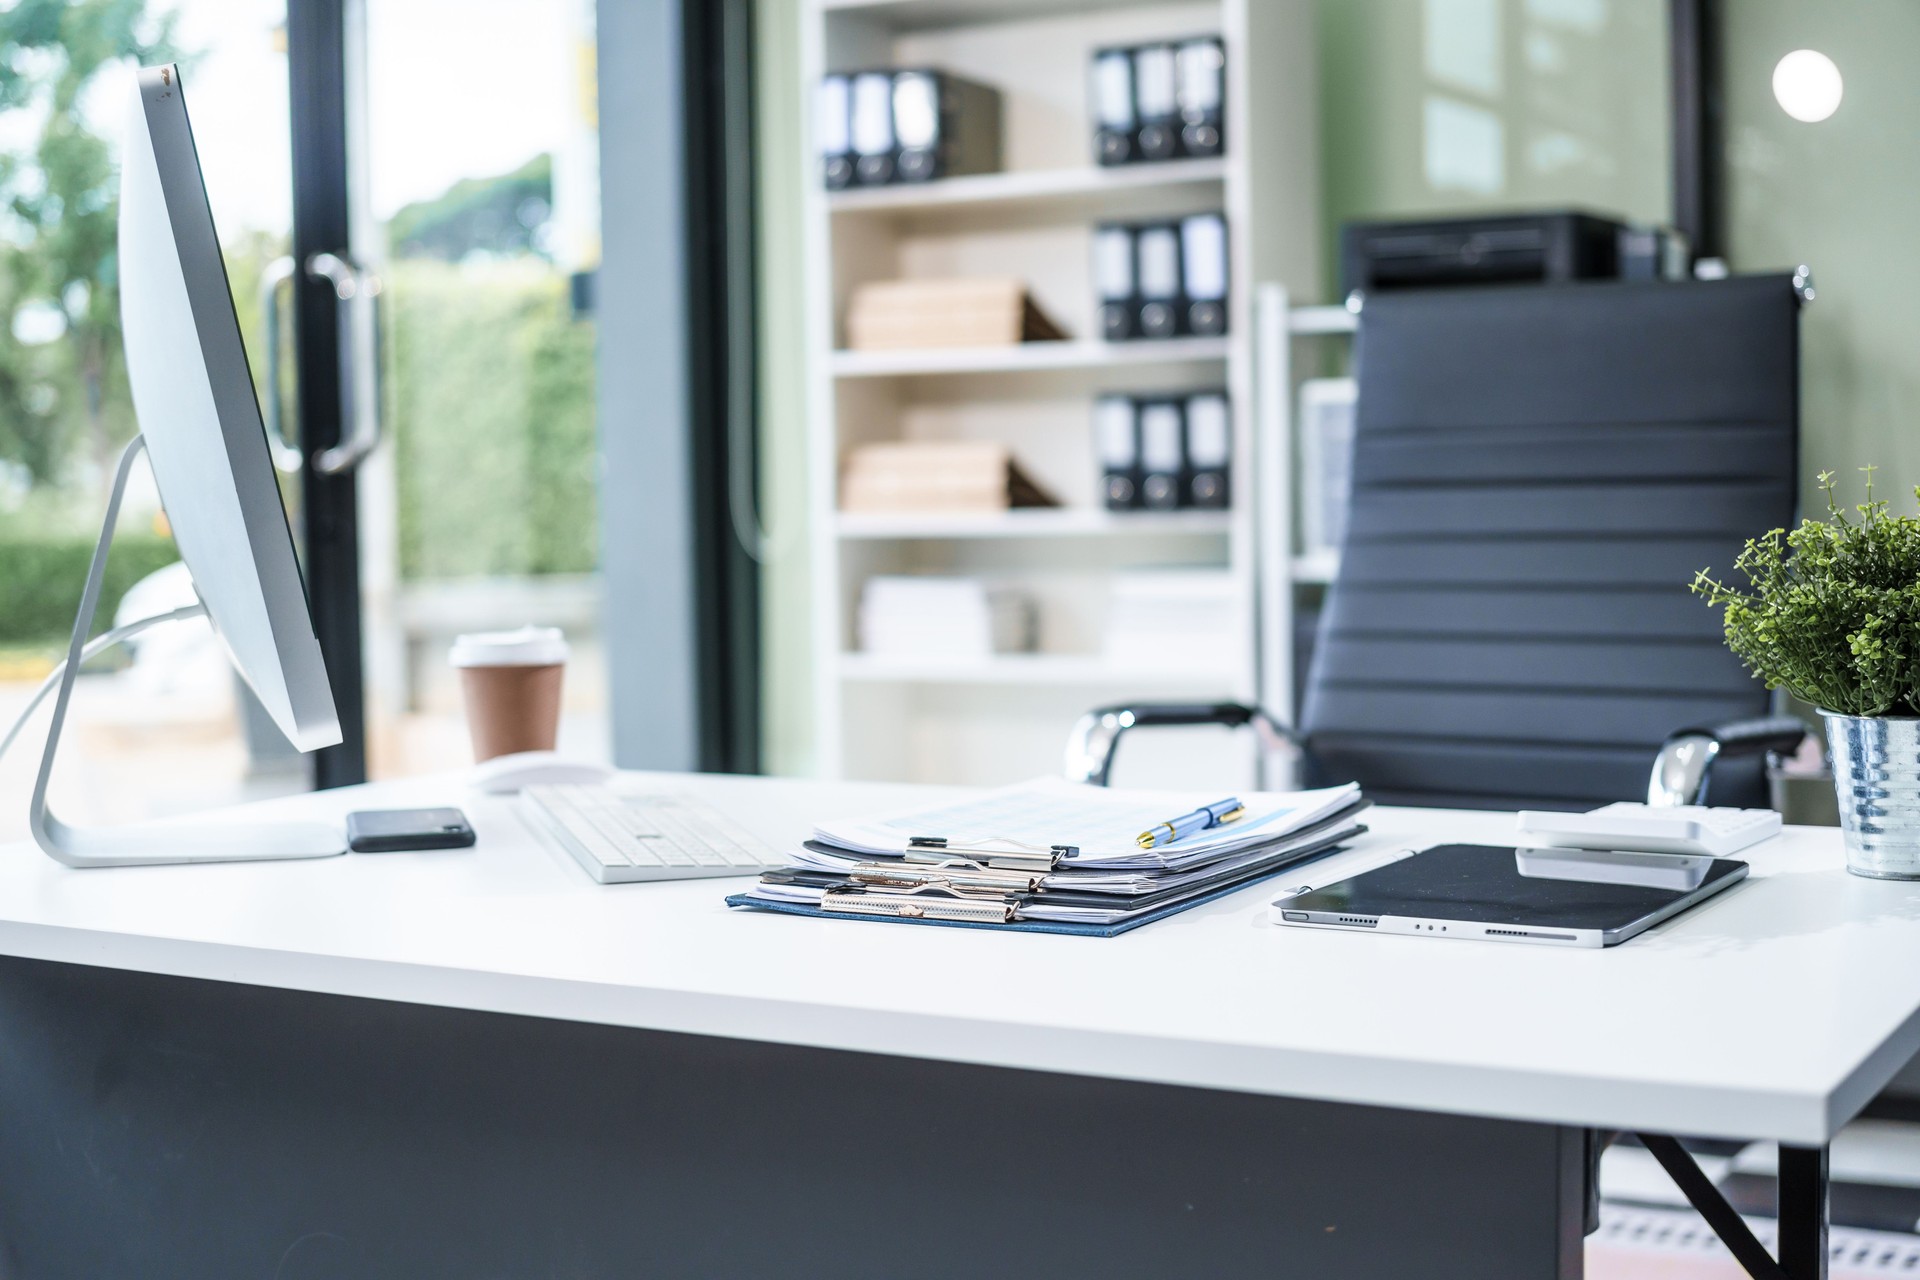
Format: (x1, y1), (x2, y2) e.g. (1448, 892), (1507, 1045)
(597, 0), (763, 775)
(287, 0), (366, 789)
(1670, 0), (1724, 262)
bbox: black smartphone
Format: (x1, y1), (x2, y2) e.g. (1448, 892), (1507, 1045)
(345, 808), (476, 854)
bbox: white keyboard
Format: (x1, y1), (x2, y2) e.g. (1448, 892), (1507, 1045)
(521, 785), (786, 884)
(1517, 802), (1783, 858)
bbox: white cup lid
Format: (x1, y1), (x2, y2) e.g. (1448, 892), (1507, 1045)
(449, 626), (570, 668)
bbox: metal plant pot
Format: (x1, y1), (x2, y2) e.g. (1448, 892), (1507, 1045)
(1823, 710), (1920, 879)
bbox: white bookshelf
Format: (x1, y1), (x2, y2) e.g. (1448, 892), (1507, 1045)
(836, 508), (1232, 539)
(819, 0), (1189, 29)
(829, 335), (1229, 378)
(826, 155), (1227, 216)
(838, 652), (1235, 685)
(802, 0), (1323, 790)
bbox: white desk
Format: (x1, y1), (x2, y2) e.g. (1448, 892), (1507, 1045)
(0, 772), (1906, 1278)
(0, 771), (1911, 1143)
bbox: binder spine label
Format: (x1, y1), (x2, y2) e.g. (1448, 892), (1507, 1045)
(1176, 38), (1226, 156)
(891, 71), (940, 183)
(1137, 400), (1187, 511)
(817, 75), (854, 189)
(1134, 224), (1185, 339)
(1184, 393), (1231, 509)
(850, 71), (896, 185)
(1093, 225), (1138, 341)
(1180, 214), (1229, 336)
(1091, 48), (1137, 166)
(1131, 44), (1180, 161)
(1094, 395), (1141, 510)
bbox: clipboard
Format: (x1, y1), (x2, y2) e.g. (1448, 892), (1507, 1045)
(724, 873), (1275, 938)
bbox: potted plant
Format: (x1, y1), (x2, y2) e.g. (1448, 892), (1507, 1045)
(1693, 468), (1920, 878)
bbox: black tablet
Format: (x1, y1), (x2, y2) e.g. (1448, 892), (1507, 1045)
(1271, 843), (1748, 948)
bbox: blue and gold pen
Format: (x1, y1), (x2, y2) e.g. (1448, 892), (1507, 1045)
(1136, 797), (1245, 849)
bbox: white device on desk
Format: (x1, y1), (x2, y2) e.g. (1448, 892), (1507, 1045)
(0, 65), (348, 867)
(1271, 843), (1750, 948)
(472, 751), (614, 794)
(520, 785), (786, 884)
(1517, 802), (1783, 857)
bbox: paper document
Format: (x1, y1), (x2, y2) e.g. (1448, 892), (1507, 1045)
(814, 777), (1363, 870)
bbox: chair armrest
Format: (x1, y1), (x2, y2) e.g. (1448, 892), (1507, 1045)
(1064, 702), (1293, 786)
(1647, 716), (1812, 807)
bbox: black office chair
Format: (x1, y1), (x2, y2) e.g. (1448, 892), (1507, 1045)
(1068, 274), (1812, 809)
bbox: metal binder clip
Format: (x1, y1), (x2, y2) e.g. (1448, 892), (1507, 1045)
(851, 858), (1045, 894)
(905, 836), (1074, 873)
(821, 884), (1017, 924)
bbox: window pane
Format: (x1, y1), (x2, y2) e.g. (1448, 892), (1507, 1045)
(1320, 0), (1670, 291)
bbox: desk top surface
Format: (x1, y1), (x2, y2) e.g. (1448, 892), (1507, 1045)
(0, 771), (1913, 1145)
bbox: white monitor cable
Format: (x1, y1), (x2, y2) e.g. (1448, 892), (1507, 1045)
(0, 603), (208, 768)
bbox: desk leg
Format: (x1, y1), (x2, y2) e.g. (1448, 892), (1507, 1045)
(1778, 1144), (1829, 1280)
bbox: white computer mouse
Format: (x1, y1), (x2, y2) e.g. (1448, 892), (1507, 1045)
(470, 750), (615, 794)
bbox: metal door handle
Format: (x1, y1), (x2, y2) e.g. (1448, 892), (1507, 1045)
(306, 252), (384, 475)
(258, 256), (303, 473)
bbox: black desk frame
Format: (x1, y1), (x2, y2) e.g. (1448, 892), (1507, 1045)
(1641, 1133), (1830, 1280)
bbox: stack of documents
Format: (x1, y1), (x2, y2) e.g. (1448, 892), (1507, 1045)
(1105, 570), (1241, 671)
(858, 575), (1036, 660)
(727, 777), (1368, 936)
(840, 440), (1057, 513)
(844, 277), (1068, 349)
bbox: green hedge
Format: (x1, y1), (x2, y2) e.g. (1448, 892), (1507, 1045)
(387, 259), (598, 579)
(0, 534), (179, 645)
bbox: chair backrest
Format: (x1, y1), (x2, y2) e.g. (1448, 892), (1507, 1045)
(1299, 275), (1801, 809)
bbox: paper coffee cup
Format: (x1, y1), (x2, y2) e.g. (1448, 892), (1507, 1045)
(450, 626), (570, 763)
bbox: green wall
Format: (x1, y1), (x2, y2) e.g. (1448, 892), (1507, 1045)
(1722, 2), (1920, 516)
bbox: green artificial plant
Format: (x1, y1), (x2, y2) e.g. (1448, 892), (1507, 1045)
(1693, 468), (1920, 718)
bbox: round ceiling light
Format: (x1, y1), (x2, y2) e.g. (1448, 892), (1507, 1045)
(1772, 49), (1843, 123)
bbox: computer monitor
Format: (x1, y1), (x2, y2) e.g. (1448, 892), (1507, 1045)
(23, 64), (346, 866)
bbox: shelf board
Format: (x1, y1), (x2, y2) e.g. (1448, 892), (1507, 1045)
(820, 0), (1196, 32)
(1290, 305), (1359, 336)
(837, 508), (1232, 540)
(1291, 550), (1339, 583)
(831, 336), (1230, 378)
(840, 652), (1238, 687)
(827, 158), (1226, 219)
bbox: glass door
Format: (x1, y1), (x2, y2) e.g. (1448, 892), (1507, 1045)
(351, 0), (608, 778)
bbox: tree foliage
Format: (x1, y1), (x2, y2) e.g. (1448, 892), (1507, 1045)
(1694, 468), (1920, 717)
(387, 152), (553, 262)
(0, 0), (178, 487)
(0, 0), (177, 486)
